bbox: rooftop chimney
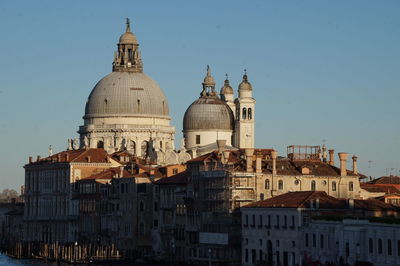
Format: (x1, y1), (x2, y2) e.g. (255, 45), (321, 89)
(338, 152), (348, 177)
(223, 151), (230, 164)
(271, 150), (278, 175)
(57, 154), (61, 162)
(352, 155), (358, 175)
(36, 155), (41, 162)
(245, 149), (254, 172)
(29, 156), (32, 164)
(87, 156), (91, 163)
(216, 140), (226, 154)
(328, 149), (335, 166)
(65, 153), (69, 161)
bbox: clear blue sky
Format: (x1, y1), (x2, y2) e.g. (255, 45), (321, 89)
(0, 1), (399, 191)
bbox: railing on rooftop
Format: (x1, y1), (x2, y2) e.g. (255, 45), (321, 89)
(287, 145), (321, 161)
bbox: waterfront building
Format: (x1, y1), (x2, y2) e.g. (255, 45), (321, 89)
(241, 191), (399, 266)
(23, 148), (120, 243)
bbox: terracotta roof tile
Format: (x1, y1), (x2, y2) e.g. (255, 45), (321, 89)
(243, 191), (346, 209)
(370, 176), (400, 185)
(360, 183), (400, 194)
(27, 148), (110, 165)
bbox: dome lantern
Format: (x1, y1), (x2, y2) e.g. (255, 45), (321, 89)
(113, 18), (143, 73)
(200, 65), (217, 97)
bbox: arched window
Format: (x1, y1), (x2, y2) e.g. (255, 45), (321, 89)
(141, 141), (148, 158)
(349, 181), (354, 192)
(311, 180), (316, 191)
(97, 141), (104, 149)
(278, 180), (283, 190)
(129, 140), (136, 154)
(242, 107), (247, 120)
(248, 108), (252, 120)
(332, 181), (337, 192)
(265, 179), (270, 189)
(139, 201), (144, 212)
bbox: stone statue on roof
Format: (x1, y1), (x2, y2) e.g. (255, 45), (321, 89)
(73, 138), (79, 150)
(68, 139), (72, 150)
(83, 136), (89, 149)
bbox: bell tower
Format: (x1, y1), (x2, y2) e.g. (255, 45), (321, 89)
(234, 70), (255, 148)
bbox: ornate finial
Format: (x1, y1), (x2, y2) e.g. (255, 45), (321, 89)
(206, 65), (211, 76)
(243, 69), (248, 81)
(224, 73), (230, 86)
(126, 18), (131, 32)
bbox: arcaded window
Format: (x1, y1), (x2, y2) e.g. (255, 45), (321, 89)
(196, 135), (201, 144)
(248, 108), (252, 120)
(332, 181), (337, 192)
(129, 140), (136, 154)
(278, 180), (283, 190)
(242, 107), (247, 119)
(311, 180), (316, 191)
(349, 181), (354, 192)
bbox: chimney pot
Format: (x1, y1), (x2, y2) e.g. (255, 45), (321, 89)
(29, 156), (32, 163)
(216, 140), (226, 154)
(36, 155), (41, 162)
(271, 151), (278, 175)
(328, 149), (335, 166)
(352, 155), (358, 175)
(338, 152), (348, 177)
(87, 156), (91, 163)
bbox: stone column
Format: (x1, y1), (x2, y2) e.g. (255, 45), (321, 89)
(338, 152), (348, 177)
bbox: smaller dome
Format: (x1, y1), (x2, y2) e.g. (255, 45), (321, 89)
(220, 78), (233, 95)
(119, 32), (138, 44)
(183, 97), (234, 131)
(239, 74), (252, 91)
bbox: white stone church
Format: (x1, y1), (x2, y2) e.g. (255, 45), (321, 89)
(78, 19), (256, 165)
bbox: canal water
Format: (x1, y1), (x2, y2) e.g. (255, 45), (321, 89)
(0, 253), (163, 265)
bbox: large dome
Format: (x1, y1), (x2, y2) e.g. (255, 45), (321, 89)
(84, 71), (170, 118)
(183, 97), (234, 131)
